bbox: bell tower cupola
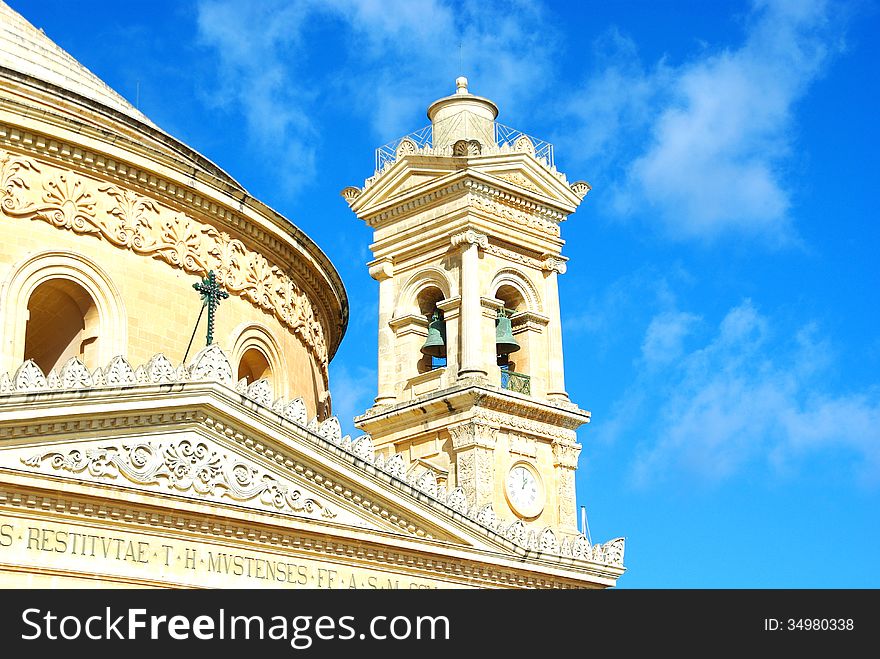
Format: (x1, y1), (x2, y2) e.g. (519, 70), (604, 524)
(341, 79), (592, 536)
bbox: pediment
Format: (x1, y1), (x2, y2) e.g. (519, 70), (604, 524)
(2, 432), (391, 533)
(351, 158), (461, 214)
(471, 158), (581, 206)
(0, 349), (620, 569)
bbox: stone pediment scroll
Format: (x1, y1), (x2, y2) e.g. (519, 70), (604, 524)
(21, 437), (341, 522)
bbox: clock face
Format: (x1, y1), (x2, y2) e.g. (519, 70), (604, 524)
(505, 463), (544, 518)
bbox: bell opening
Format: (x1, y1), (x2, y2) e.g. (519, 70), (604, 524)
(495, 308), (520, 357)
(420, 310), (447, 359)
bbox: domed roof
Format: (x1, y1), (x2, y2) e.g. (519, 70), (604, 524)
(0, 1), (349, 360)
(0, 1), (154, 127)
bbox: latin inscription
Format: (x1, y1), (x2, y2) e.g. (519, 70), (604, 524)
(0, 518), (439, 589)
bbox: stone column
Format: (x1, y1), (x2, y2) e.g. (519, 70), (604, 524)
(450, 420), (498, 509)
(552, 437), (581, 535)
(452, 230), (488, 380)
(436, 296), (462, 378)
(368, 258), (396, 405)
(542, 256), (569, 401)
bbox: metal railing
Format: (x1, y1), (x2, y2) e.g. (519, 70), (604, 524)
(375, 124), (434, 171)
(494, 122), (554, 166)
(501, 370), (531, 395)
(375, 119), (554, 171)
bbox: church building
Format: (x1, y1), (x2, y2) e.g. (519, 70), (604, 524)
(0, 1), (623, 588)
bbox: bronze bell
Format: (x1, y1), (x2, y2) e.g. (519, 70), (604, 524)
(495, 309), (520, 356)
(420, 311), (447, 357)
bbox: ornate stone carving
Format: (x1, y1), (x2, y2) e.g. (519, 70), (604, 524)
(188, 344), (234, 384)
(475, 503), (497, 527)
(395, 138), (418, 158)
(385, 453), (406, 479)
(147, 354), (175, 383)
(539, 528), (559, 554)
(570, 180), (592, 199)
(513, 135), (535, 157)
(318, 416), (342, 443)
(13, 360), (46, 391)
(339, 186), (362, 204)
(0, 345), (617, 565)
(59, 357), (93, 389)
(0, 149), (330, 377)
(243, 378), (272, 406)
(540, 255), (567, 275)
(465, 179), (562, 236)
(572, 534), (590, 559)
(282, 398), (307, 426)
(450, 228), (488, 250)
(415, 469), (438, 498)
(552, 439), (581, 469)
(91, 367), (106, 386)
(351, 435), (375, 462)
(446, 486), (468, 513)
(557, 468), (577, 529)
(602, 538), (625, 567)
(472, 408), (579, 441)
(495, 171), (540, 193)
(46, 370), (61, 389)
(449, 421), (497, 450)
(22, 438), (337, 519)
(505, 519), (527, 546)
(484, 242), (543, 271)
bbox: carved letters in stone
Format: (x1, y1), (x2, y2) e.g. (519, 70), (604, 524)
(22, 439), (336, 520)
(0, 149), (329, 377)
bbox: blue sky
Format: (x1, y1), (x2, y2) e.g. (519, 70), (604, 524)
(11, 0), (878, 587)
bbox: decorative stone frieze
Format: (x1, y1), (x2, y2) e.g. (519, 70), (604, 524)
(0, 148), (330, 377)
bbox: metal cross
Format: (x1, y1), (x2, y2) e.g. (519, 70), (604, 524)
(193, 270), (228, 346)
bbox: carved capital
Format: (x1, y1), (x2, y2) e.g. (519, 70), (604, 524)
(541, 255), (568, 274)
(367, 257), (394, 281)
(450, 421), (497, 451)
(552, 439), (581, 469)
(450, 229), (488, 250)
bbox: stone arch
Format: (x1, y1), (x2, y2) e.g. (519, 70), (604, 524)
(397, 267), (452, 317)
(490, 268), (542, 313)
(229, 322), (285, 397)
(0, 250), (127, 374)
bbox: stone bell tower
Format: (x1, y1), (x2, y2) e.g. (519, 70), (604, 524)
(342, 78), (592, 536)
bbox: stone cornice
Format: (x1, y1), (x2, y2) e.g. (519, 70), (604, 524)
(0, 348), (618, 571)
(0, 145), (338, 376)
(0, 479), (623, 588)
(357, 382), (591, 435)
(0, 116), (347, 361)
(354, 169), (572, 240)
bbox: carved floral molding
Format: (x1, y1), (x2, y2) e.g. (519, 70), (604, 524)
(0, 148), (329, 376)
(22, 438), (337, 520)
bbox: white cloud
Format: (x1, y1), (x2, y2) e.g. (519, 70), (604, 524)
(196, 0), (555, 192)
(630, 300), (880, 486)
(566, 0), (845, 243)
(641, 310), (701, 366)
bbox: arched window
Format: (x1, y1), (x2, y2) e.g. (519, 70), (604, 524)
(1, 251), (126, 376)
(237, 346), (272, 385)
(495, 284), (525, 369)
(24, 278), (99, 373)
(229, 323), (283, 396)
(416, 285), (446, 373)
